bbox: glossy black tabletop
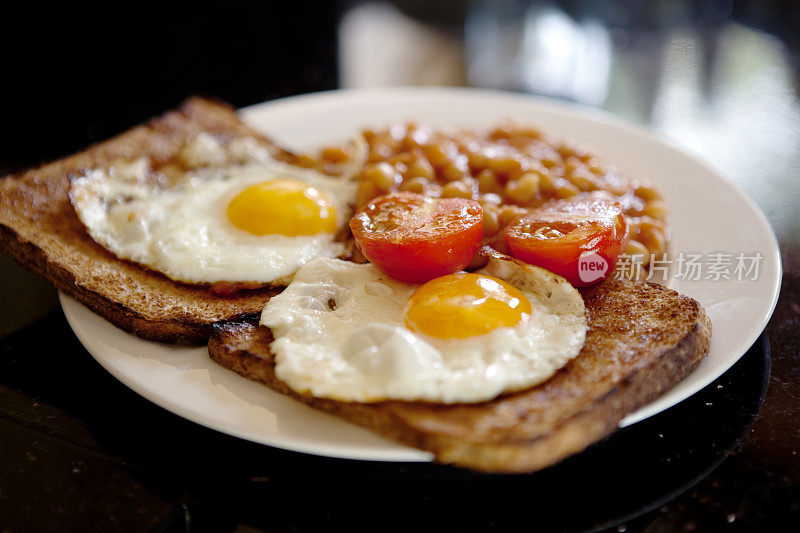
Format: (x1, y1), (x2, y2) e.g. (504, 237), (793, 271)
(1, 2), (798, 532)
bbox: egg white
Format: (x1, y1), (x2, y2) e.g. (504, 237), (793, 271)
(70, 149), (358, 285)
(261, 255), (587, 404)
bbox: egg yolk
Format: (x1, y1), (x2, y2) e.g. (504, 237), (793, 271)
(403, 273), (532, 339)
(227, 179), (338, 236)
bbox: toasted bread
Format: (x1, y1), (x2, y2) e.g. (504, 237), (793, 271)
(0, 97), (296, 344)
(208, 277), (711, 473)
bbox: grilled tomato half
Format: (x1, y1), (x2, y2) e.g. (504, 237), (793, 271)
(350, 192), (484, 283)
(504, 197), (629, 287)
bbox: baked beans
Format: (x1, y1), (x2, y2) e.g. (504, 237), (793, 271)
(315, 122), (670, 277)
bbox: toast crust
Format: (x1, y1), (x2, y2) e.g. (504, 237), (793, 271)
(208, 278), (711, 473)
(0, 97), (292, 344)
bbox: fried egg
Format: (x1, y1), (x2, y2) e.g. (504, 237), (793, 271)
(70, 135), (358, 285)
(261, 253), (587, 403)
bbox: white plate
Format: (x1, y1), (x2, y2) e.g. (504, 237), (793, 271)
(61, 87), (781, 462)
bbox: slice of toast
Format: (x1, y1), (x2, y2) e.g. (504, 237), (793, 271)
(0, 97), (296, 344)
(208, 277), (711, 473)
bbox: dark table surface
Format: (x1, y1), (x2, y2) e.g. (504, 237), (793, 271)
(1, 2), (799, 532)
